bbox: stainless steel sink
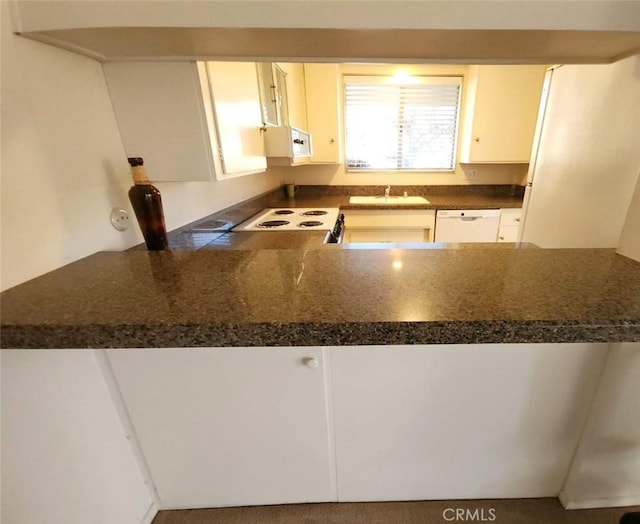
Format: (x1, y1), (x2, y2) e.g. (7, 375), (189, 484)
(349, 196), (430, 205)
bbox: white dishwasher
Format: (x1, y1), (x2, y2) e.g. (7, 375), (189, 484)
(434, 209), (500, 242)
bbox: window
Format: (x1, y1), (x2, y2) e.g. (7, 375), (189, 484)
(344, 75), (462, 171)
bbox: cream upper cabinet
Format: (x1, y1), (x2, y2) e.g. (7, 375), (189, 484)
(256, 62), (288, 127)
(103, 61), (219, 182)
(206, 62), (267, 177)
(304, 63), (343, 164)
(459, 65), (547, 164)
(103, 61), (266, 182)
(276, 63), (308, 130)
(257, 62), (308, 130)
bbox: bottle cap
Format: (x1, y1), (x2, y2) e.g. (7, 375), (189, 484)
(128, 157), (144, 167)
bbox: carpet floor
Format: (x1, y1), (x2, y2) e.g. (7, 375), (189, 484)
(152, 498), (640, 524)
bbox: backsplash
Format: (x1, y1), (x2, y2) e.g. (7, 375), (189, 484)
(294, 184), (525, 198)
(273, 162), (529, 187)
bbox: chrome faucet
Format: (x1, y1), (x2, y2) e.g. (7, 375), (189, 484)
(384, 185), (391, 199)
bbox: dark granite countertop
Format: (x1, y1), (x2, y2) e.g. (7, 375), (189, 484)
(155, 184), (525, 251)
(2, 247), (639, 348)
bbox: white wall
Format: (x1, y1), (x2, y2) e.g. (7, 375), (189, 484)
(521, 55), (640, 248)
(1, 350), (156, 524)
(560, 343), (640, 509)
(0, 1), (138, 291)
(617, 173), (640, 262)
(0, 4), (284, 291)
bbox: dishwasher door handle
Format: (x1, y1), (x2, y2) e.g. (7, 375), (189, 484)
(460, 216), (480, 221)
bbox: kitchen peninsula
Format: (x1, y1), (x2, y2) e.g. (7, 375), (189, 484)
(2, 244), (640, 348)
(2, 185), (640, 523)
(3, 184), (639, 348)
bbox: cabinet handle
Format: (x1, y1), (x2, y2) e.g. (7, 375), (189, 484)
(304, 357), (319, 369)
(499, 236), (505, 240)
(474, 137), (480, 142)
(514, 218), (521, 222)
(293, 138), (305, 145)
(329, 138), (335, 144)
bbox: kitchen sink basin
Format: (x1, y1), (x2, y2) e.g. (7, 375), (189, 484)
(349, 196), (431, 205)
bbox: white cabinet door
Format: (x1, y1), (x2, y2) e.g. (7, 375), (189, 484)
(497, 226), (520, 242)
(206, 62), (267, 177)
(497, 208), (523, 242)
(304, 63), (342, 164)
(344, 228), (432, 243)
(277, 63), (309, 130)
(342, 210), (436, 243)
(331, 344), (606, 501)
(459, 65), (547, 163)
(107, 347), (335, 509)
(103, 61), (218, 182)
(256, 62), (281, 126)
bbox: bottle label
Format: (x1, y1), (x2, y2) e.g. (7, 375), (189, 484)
(131, 166), (151, 184)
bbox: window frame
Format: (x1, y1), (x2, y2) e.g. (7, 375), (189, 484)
(342, 74), (463, 173)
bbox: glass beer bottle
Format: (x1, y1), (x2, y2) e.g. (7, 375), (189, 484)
(127, 157), (169, 250)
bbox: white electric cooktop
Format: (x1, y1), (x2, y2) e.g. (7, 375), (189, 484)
(232, 208), (340, 231)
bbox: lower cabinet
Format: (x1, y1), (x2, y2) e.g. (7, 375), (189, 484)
(342, 210), (436, 243)
(105, 343), (620, 508)
(342, 209), (523, 244)
(331, 344), (606, 501)
(106, 347), (336, 509)
(497, 208), (523, 242)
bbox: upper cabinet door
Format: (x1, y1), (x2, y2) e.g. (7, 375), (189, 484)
(103, 61), (266, 181)
(304, 63), (343, 164)
(256, 62), (283, 127)
(459, 65), (548, 164)
(205, 62), (267, 177)
(103, 61), (219, 182)
(276, 63), (308, 131)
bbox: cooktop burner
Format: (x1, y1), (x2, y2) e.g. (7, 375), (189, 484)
(232, 208), (340, 232)
(257, 220), (290, 228)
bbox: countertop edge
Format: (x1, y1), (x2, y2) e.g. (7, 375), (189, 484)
(3, 320), (639, 349)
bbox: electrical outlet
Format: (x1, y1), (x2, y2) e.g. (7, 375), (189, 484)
(464, 169), (477, 180)
(110, 208), (130, 231)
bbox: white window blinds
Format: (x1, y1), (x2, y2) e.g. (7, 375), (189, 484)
(344, 76), (462, 171)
